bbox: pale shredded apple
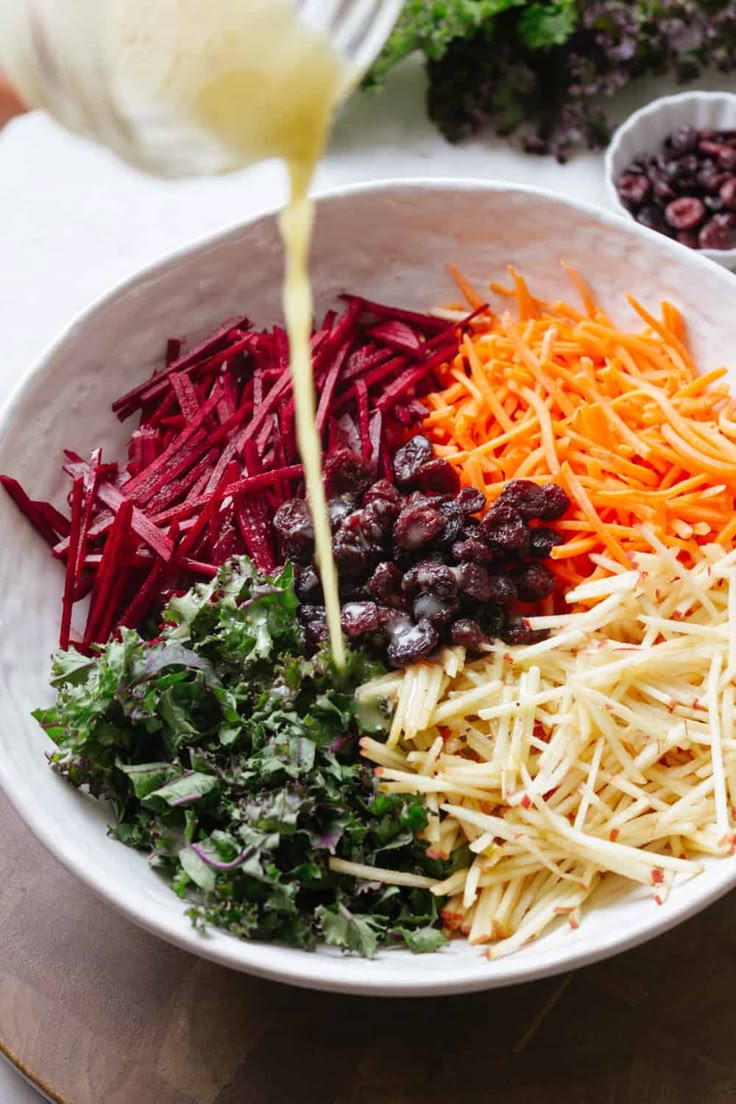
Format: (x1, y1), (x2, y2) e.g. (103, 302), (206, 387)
(358, 537), (736, 959)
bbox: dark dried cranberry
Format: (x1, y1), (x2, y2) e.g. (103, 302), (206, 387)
(341, 601), (381, 638)
(332, 529), (375, 579)
(704, 195), (725, 213)
(477, 603), (506, 637)
(501, 620), (549, 646)
(455, 562), (491, 603)
(529, 527), (564, 559)
(299, 604), (326, 624)
(295, 565), (323, 604)
(616, 173), (651, 209)
(699, 213), (736, 250)
(450, 619), (488, 651)
(402, 561), (457, 598)
(514, 562), (556, 602)
(666, 126), (698, 156)
(394, 505), (444, 550)
(497, 479), (547, 519)
(720, 147), (736, 172)
(538, 483), (570, 521)
(479, 502), (529, 553)
(413, 591), (458, 627)
(363, 480), (401, 507)
(386, 619), (439, 667)
(273, 498), (314, 563)
(304, 619), (329, 650)
(699, 138), (725, 158)
(636, 205), (669, 234)
(720, 177), (736, 211)
(438, 511), (465, 547)
(328, 494), (360, 531)
(453, 487), (486, 516)
(664, 196), (705, 231)
(652, 178), (676, 205)
(414, 458), (460, 495)
(487, 574), (517, 607)
(360, 498), (399, 543)
(323, 448), (374, 497)
(665, 154), (698, 182)
(366, 562), (405, 609)
(392, 435), (434, 488)
(676, 230), (699, 249)
(452, 537), (493, 564)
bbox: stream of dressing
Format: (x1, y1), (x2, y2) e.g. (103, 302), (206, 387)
(117, 0), (347, 665)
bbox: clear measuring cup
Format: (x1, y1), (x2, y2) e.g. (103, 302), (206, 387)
(0, 0), (402, 177)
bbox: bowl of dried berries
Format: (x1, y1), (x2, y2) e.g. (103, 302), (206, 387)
(605, 91), (736, 269)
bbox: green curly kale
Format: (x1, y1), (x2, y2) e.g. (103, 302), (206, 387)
(35, 559), (454, 956)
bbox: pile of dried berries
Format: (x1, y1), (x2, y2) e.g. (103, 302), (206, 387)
(616, 126), (736, 251)
(274, 436), (570, 667)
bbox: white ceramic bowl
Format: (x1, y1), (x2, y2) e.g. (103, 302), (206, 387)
(2, 179), (736, 996)
(604, 90), (736, 270)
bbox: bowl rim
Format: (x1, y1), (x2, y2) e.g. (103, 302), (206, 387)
(3, 175), (736, 996)
(603, 89), (736, 263)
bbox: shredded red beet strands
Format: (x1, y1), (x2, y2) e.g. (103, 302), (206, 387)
(0, 296), (481, 649)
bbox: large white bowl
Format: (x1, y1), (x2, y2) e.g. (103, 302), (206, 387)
(2, 179), (736, 997)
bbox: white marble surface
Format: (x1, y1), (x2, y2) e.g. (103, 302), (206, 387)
(1, 56), (736, 1103)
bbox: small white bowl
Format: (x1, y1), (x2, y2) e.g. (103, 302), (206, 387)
(605, 90), (736, 270)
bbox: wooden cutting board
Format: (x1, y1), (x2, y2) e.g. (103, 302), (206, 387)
(1, 791), (735, 1104)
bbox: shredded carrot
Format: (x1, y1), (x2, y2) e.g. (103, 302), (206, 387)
(421, 263), (736, 581)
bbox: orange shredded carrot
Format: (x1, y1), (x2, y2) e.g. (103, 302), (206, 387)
(420, 263), (736, 580)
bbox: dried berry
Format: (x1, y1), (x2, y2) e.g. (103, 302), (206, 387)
(616, 173), (651, 209)
(295, 565), (323, 604)
(636, 205), (669, 234)
(323, 448), (374, 497)
(455, 562), (491, 603)
(514, 562), (556, 602)
(452, 537), (493, 565)
(497, 479), (547, 519)
(501, 620), (549, 646)
(413, 591), (458, 627)
(363, 480), (402, 507)
(666, 126), (697, 156)
(699, 213), (736, 250)
(340, 601), (381, 638)
(328, 495), (360, 531)
(453, 487), (486, 516)
(721, 177), (736, 211)
(393, 505), (444, 550)
(392, 435), (434, 488)
(360, 498), (399, 543)
(528, 527), (564, 559)
(538, 483), (570, 521)
(720, 147), (736, 172)
(449, 618), (488, 651)
(366, 562), (405, 609)
(304, 619), (329, 650)
(297, 604), (326, 624)
(664, 196), (705, 232)
(273, 498), (314, 563)
(402, 560), (458, 598)
(386, 619), (439, 667)
(478, 501), (529, 553)
(414, 458), (460, 495)
(487, 574), (518, 607)
(332, 528), (375, 579)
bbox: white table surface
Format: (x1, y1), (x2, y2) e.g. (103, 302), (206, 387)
(1, 57), (735, 1104)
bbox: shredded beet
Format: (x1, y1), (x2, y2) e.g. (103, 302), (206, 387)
(1, 296), (481, 648)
